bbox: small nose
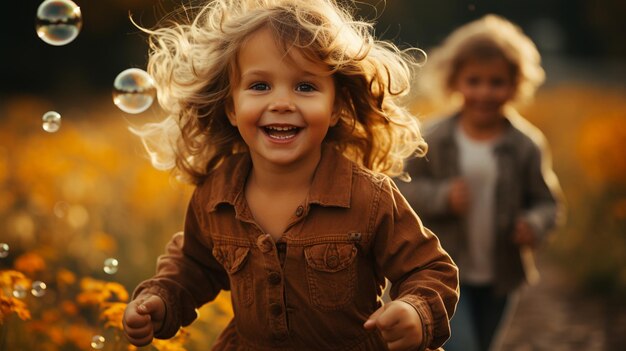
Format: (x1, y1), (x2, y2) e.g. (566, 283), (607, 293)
(268, 90), (295, 113)
(269, 100), (295, 113)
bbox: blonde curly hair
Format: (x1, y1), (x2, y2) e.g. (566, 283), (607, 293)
(132, 0), (426, 184)
(418, 14), (545, 108)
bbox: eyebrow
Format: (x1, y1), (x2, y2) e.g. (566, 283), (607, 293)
(240, 69), (326, 80)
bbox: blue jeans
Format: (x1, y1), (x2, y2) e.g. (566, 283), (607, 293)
(444, 284), (509, 351)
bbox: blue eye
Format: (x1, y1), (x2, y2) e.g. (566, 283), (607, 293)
(296, 83), (316, 92)
(250, 82), (270, 91)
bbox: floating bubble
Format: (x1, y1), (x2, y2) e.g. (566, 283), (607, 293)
(91, 335), (105, 350)
(42, 111), (61, 133)
(36, 0), (82, 46)
(0, 243), (8, 258)
(113, 68), (156, 114)
(13, 284), (27, 299)
(103, 258), (119, 275)
(31, 281), (47, 297)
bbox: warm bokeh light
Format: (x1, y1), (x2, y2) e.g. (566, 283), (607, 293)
(0, 97), (231, 350)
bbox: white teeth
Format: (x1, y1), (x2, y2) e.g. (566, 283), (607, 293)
(263, 125), (299, 140)
(265, 125), (298, 131)
(270, 134), (293, 140)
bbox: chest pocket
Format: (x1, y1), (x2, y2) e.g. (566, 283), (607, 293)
(212, 244), (253, 306)
(304, 242), (357, 310)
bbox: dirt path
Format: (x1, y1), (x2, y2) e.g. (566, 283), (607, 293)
(494, 253), (625, 351)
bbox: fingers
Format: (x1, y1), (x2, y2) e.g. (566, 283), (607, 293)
(123, 313), (154, 347)
(125, 321), (154, 342)
(139, 295), (166, 318)
(364, 304), (402, 337)
(513, 219), (536, 246)
(374, 305), (401, 332)
(365, 301), (424, 351)
(123, 298), (157, 347)
(125, 331), (155, 347)
(449, 179), (470, 215)
(363, 305), (385, 330)
(124, 307), (150, 329)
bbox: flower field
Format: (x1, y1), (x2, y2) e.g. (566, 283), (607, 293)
(1, 81), (625, 349)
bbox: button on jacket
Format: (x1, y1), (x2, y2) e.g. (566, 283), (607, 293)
(133, 144), (459, 350)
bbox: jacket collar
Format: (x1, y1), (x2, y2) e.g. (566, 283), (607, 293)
(438, 112), (518, 150)
(205, 143), (352, 213)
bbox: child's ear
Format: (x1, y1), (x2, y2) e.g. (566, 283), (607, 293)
(225, 100), (237, 126)
(330, 110), (340, 127)
(330, 93), (345, 127)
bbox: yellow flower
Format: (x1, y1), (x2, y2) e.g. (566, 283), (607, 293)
(152, 329), (189, 351)
(57, 268), (77, 286)
(100, 302), (127, 330)
(77, 278), (129, 307)
(92, 231), (118, 253)
(0, 269), (28, 287)
(60, 300), (78, 316)
(14, 252), (46, 275)
(578, 114), (626, 185)
(0, 294), (31, 323)
(27, 318), (66, 345)
(65, 324), (98, 350)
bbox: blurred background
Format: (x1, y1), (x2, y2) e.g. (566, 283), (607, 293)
(0, 0), (624, 350)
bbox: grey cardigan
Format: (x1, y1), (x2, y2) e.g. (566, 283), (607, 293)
(397, 113), (564, 294)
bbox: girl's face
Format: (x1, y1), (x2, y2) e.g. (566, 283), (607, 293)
(228, 28), (338, 169)
(453, 56), (516, 127)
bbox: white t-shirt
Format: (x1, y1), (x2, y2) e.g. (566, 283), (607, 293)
(455, 126), (498, 284)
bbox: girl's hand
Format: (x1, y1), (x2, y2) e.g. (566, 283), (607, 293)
(513, 218), (537, 247)
(123, 295), (166, 347)
(363, 301), (424, 351)
(448, 178), (470, 216)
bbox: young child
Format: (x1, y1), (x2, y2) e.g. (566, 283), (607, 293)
(396, 15), (564, 351)
(122, 0), (459, 350)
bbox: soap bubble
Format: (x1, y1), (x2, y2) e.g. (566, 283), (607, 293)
(13, 284), (27, 299)
(36, 0), (82, 46)
(90, 335), (105, 350)
(103, 258), (119, 275)
(0, 243), (8, 258)
(42, 111), (61, 133)
(113, 68), (156, 114)
(31, 281), (47, 297)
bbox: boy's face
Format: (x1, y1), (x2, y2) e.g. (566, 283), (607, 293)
(453, 56), (516, 126)
(228, 28), (338, 169)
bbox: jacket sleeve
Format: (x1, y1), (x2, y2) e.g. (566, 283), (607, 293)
(372, 177), (459, 349)
(521, 137), (565, 242)
(132, 190), (230, 339)
(396, 156), (454, 219)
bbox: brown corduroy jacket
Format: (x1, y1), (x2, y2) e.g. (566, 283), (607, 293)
(133, 145), (459, 350)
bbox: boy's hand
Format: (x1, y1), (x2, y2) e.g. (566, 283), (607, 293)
(363, 300), (424, 351)
(123, 295), (166, 347)
(448, 178), (470, 216)
(513, 218), (537, 247)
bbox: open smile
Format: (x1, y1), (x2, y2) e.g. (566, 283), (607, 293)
(261, 125), (302, 141)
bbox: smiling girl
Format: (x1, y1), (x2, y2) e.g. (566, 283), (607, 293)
(122, 1), (458, 350)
